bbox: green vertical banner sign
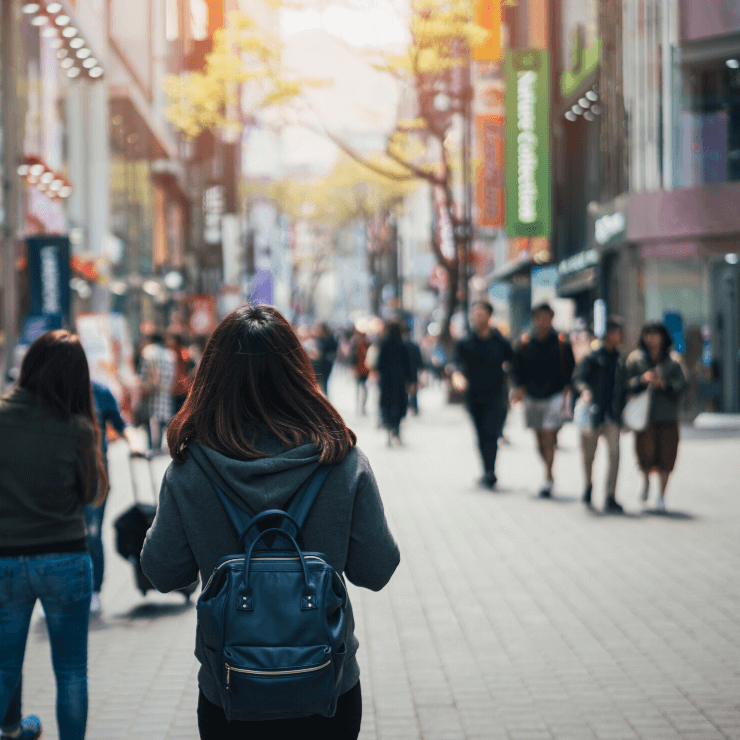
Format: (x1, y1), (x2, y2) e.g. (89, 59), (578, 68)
(505, 49), (551, 237)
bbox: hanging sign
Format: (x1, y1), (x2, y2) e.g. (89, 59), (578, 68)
(504, 49), (551, 238)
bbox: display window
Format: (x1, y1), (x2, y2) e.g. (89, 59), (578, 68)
(677, 56), (740, 186)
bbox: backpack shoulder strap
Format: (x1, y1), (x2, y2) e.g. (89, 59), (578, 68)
(287, 464), (333, 529)
(210, 479), (253, 538)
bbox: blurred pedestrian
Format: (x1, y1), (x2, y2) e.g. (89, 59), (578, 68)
(402, 327), (423, 416)
(315, 323), (339, 396)
(168, 334), (195, 414)
(452, 301), (513, 490)
(376, 321), (414, 445)
(625, 322), (687, 510)
(573, 317), (626, 512)
(85, 381), (130, 615)
(0, 330), (107, 740)
(139, 333), (176, 453)
(350, 328), (370, 415)
(140, 305), (399, 739)
(511, 303), (576, 498)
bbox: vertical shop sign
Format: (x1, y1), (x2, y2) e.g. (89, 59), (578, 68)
(473, 0), (502, 61)
(476, 115), (505, 227)
(505, 49), (551, 238)
(26, 235), (71, 328)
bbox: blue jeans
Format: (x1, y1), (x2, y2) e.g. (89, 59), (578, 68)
(0, 553), (92, 740)
(84, 498), (107, 593)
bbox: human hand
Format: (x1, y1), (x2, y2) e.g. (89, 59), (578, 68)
(510, 387), (525, 404)
(641, 370), (656, 385)
(451, 372), (468, 393)
(652, 373), (665, 389)
(581, 390), (593, 404)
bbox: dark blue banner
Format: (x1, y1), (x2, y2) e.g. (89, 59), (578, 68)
(26, 235), (71, 328)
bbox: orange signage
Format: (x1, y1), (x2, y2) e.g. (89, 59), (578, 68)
(476, 115), (505, 228)
(473, 0), (502, 62)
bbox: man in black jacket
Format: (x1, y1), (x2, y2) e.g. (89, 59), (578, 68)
(511, 303), (576, 498)
(452, 301), (513, 489)
(573, 317), (627, 511)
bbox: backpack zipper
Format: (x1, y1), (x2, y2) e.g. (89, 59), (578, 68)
(202, 555), (326, 592)
(226, 659), (331, 687)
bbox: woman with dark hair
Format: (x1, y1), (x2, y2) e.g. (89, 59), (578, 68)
(375, 321), (414, 445)
(0, 330), (107, 740)
(625, 321), (687, 510)
(140, 305), (400, 740)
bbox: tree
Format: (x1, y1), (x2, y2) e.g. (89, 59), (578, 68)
(164, 10), (320, 139)
(164, 2), (491, 342)
(243, 154), (416, 318)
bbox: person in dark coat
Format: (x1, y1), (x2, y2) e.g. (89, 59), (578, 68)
(572, 317), (627, 512)
(452, 301), (513, 489)
(315, 323), (339, 397)
(376, 321), (414, 445)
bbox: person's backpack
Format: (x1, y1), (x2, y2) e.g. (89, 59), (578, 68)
(196, 464), (350, 721)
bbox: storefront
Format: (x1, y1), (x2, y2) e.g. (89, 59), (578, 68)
(629, 185), (740, 413)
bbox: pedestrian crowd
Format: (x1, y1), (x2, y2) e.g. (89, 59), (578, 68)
(451, 301), (688, 513)
(0, 301), (688, 740)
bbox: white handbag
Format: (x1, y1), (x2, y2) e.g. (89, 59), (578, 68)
(622, 387), (652, 432)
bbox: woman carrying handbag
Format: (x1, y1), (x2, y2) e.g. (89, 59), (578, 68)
(624, 322), (687, 510)
(0, 330), (107, 740)
(141, 305), (400, 740)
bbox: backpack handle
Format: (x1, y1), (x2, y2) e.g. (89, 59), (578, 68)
(238, 526), (315, 612)
(237, 509), (303, 552)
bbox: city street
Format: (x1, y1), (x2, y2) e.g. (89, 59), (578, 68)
(17, 372), (740, 740)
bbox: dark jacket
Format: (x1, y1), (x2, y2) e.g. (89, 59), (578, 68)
(140, 433), (400, 709)
(455, 330), (513, 404)
(377, 337), (414, 413)
(512, 330), (576, 399)
(572, 347), (626, 425)
(624, 349), (687, 423)
(0, 386), (98, 554)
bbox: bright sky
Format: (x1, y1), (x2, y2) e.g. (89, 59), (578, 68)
(281, 4), (408, 47)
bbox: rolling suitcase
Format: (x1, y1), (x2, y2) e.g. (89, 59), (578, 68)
(114, 451), (198, 600)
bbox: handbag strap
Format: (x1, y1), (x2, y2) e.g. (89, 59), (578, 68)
(209, 464), (333, 541)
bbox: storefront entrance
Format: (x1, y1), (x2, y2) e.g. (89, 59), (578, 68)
(711, 259), (740, 411)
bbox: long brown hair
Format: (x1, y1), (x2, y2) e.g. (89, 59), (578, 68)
(168, 305), (356, 464)
(19, 330), (108, 505)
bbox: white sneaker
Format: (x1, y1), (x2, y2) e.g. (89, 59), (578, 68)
(90, 592), (102, 615)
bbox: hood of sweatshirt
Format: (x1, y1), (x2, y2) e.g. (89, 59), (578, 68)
(186, 430), (321, 518)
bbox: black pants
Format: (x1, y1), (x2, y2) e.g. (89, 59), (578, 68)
(467, 398), (506, 480)
(197, 681), (362, 740)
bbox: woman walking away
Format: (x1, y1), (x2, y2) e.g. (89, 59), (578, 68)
(0, 330), (107, 740)
(376, 321), (414, 445)
(141, 305), (400, 740)
(625, 322), (687, 510)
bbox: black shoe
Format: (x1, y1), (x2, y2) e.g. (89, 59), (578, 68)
(582, 485), (593, 505)
(605, 497), (624, 514)
(478, 475), (498, 490)
(539, 482), (553, 498)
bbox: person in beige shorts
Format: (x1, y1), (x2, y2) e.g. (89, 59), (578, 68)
(511, 304), (576, 498)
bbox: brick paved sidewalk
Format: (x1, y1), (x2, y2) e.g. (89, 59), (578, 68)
(17, 371), (740, 739)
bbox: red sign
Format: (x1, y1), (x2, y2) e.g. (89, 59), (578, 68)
(476, 115), (505, 228)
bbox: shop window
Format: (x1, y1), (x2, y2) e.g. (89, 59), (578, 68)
(677, 58), (740, 186)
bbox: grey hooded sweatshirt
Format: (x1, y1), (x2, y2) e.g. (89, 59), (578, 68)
(140, 432), (400, 710)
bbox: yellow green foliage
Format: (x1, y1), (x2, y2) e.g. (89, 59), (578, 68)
(165, 11), (323, 138)
(244, 154), (417, 227)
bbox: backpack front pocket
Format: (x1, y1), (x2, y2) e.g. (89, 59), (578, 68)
(224, 645), (334, 716)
